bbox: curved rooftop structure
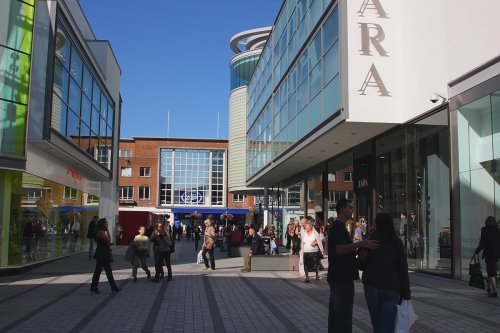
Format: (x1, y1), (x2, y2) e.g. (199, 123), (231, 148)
(230, 27), (272, 54)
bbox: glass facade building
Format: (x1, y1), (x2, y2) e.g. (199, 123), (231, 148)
(230, 53), (260, 91)
(52, 22), (115, 169)
(247, 1), (339, 178)
(1, 0), (121, 269)
(159, 149), (226, 207)
(0, 0), (34, 158)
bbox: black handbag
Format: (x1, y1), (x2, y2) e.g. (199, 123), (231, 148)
(469, 253), (485, 290)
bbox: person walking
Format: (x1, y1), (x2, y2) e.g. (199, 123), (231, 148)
(132, 226), (151, 282)
(194, 225), (201, 251)
(301, 219), (325, 283)
(361, 213), (411, 332)
(475, 216), (500, 298)
(328, 199), (378, 333)
(87, 216), (98, 260)
(202, 219), (216, 270)
(151, 223), (174, 282)
(90, 218), (120, 293)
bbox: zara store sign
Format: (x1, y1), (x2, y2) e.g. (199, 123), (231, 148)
(347, 0), (400, 123)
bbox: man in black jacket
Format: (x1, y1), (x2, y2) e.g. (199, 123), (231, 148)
(87, 216), (98, 260)
(242, 227), (264, 272)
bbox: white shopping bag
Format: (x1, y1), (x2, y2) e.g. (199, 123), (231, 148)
(396, 300), (418, 333)
(299, 249), (305, 277)
(196, 250), (204, 264)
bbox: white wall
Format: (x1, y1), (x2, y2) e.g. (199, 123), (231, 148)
(343, 0), (500, 124)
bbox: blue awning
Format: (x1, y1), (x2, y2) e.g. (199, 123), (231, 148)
(170, 207), (249, 214)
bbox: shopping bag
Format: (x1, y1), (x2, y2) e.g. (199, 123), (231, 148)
(124, 242), (135, 264)
(197, 250), (204, 264)
(469, 253), (485, 290)
(396, 300), (418, 333)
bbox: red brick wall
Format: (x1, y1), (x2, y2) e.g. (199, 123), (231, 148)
(118, 138), (229, 207)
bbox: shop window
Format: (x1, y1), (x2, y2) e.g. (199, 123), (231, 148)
(139, 186), (150, 200)
(119, 149), (132, 157)
(140, 167), (151, 177)
(233, 194), (245, 202)
(120, 167), (132, 177)
(119, 186), (133, 200)
(64, 186), (77, 200)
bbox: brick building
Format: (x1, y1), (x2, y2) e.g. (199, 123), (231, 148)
(117, 137), (254, 241)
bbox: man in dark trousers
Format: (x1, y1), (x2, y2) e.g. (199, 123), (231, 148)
(87, 216), (98, 260)
(242, 227), (264, 272)
(328, 199), (378, 332)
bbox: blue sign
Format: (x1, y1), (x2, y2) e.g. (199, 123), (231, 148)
(180, 191), (204, 204)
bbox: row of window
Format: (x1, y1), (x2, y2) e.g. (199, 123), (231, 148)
(51, 21), (114, 170)
(328, 171), (353, 182)
(119, 186), (150, 201)
(120, 166), (151, 178)
(24, 186), (99, 203)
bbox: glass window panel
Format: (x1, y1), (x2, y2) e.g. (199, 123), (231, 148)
(310, 62), (322, 99)
(322, 7), (339, 54)
(309, 33), (321, 68)
(297, 0), (307, 22)
(323, 75), (340, 117)
(91, 106), (100, 134)
(310, 0), (322, 26)
(53, 60), (69, 103)
(100, 93), (108, 117)
(70, 46), (83, 84)
(288, 66), (297, 97)
(1, 1), (34, 53)
(68, 78), (81, 115)
(288, 117), (297, 142)
(492, 91), (500, 160)
(50, 94), (67, 135)
(288, 93), (297, 121)
(92, 81), (101, 107)
(297, 106), (309, 138)
(82, 66), (92, 98)
(66, 110), (80, 144)
(323, 41), (340, 86)
(99, 116), (106, 137)
(0, 100), (27, 156)
(55, 25), (70, 69)
(0, 47), (31, 104)
(457, 95), (492, 172)
(309, 91), (322, 128)
(81, 96), (91, 127)
(298, 52), (308, 83)
(107, 102), (114, 125)
(298, 79), (308, 111)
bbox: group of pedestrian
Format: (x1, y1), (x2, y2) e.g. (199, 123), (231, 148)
(328, 199), (411, 333)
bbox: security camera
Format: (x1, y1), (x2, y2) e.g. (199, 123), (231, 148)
(430, 93), (446, 103)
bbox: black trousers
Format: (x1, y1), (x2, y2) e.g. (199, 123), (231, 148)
(154, 251), (172, 279)
(202, 247), (215, 269)
(91, 261), (118, 291)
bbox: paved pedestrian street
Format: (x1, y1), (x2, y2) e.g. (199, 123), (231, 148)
(0, 239), (498, 333)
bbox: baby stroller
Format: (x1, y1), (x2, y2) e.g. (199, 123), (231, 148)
(262, 236), (271, 255)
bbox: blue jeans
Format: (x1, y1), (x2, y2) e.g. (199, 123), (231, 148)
(364, 286), (400, 333)
(88, 238), (95, 259)
(329, 280), (354, 333)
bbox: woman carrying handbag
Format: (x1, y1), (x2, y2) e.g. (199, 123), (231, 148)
(202, 219), (216, 270)
(474, 216), (500, 298)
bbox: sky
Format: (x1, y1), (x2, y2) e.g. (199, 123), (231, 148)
(79, 0), (283, 140)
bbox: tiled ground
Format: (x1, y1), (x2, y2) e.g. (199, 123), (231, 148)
(0, 239), (498, 332)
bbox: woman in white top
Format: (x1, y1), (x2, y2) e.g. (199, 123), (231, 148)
(301, 219), (325, 283)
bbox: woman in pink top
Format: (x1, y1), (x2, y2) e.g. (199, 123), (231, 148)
(301, 220), (325, 283)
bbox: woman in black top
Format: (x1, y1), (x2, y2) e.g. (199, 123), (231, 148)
(90, 218), (120, 293)
(362, 213), (410, 333)
(150, 223), (174, 282)
(475, 216), (500, 298)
